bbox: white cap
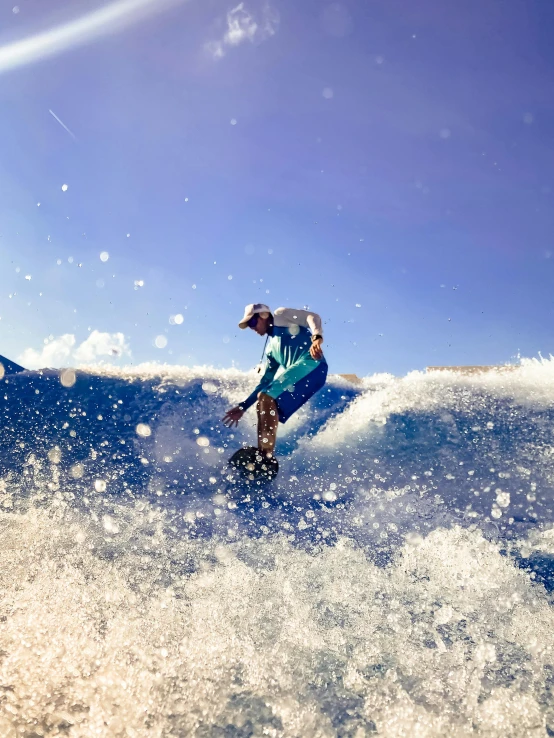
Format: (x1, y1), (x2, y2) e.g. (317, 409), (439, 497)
(238, 303), (272, 329)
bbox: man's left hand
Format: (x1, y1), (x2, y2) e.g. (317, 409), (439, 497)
(310, 337), (323, 360)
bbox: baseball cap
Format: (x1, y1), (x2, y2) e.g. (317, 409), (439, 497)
(238, 303), (272, 329)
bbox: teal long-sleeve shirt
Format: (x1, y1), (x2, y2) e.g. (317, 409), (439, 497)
(239, 321), (326, 412)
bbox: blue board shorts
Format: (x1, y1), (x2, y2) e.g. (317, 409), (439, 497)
(267, 360), (328, 423)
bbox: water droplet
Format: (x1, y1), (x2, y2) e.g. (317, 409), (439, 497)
(61, 184), (68, 192)
(48, 447), (61, 464)
(496, 490), (510, 508)
(70, 463), (84, 479)
(100, 251), (109, 262)
(136, 423), (151, 437)
(154, 335), (167, 349)
(60, 369), (76, 388)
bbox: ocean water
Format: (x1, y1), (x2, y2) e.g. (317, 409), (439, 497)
(1, 359), (554, 736)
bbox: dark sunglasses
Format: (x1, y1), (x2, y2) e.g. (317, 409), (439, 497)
(247, 314), (259, 328)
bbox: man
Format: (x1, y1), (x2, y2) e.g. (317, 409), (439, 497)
(222, 304), (328, 458)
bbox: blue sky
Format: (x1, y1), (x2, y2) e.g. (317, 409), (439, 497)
(0, 0), (553, 376)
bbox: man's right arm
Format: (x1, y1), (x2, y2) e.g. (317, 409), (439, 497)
(239, 354), (279, 412)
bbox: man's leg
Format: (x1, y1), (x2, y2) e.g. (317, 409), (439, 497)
(257, 392), (278, 456)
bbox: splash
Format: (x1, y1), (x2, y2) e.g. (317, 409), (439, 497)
(0, 359), (554, 735)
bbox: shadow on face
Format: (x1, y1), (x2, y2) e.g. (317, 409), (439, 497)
(250, 313), (270, 335)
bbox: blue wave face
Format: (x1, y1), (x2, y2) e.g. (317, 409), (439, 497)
(1, 362), (554, 735)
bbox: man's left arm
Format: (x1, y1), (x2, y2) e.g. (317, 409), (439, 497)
(274, 307), (322, 335)
(304, 311), (323, 338)
(302, 310), (324, 359)
(273, 307), (324, 359)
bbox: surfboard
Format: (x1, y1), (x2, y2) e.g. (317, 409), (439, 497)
(229, 446), (279, 481)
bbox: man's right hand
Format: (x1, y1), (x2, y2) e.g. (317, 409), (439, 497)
(222, 406), (244, 428)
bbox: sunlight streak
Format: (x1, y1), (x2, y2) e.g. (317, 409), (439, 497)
(0, 0), (186, 75)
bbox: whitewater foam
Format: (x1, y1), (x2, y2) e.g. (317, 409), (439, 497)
(1, 359), (554, 734)
(0, 504), (552, 736)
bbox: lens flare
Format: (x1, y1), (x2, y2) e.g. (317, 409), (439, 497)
(0, 0), (185, 75)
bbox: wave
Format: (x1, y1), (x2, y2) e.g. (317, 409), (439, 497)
(1, 358), (554, 735)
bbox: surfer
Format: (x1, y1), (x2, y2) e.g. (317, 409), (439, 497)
(222, 304), (328, 461)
